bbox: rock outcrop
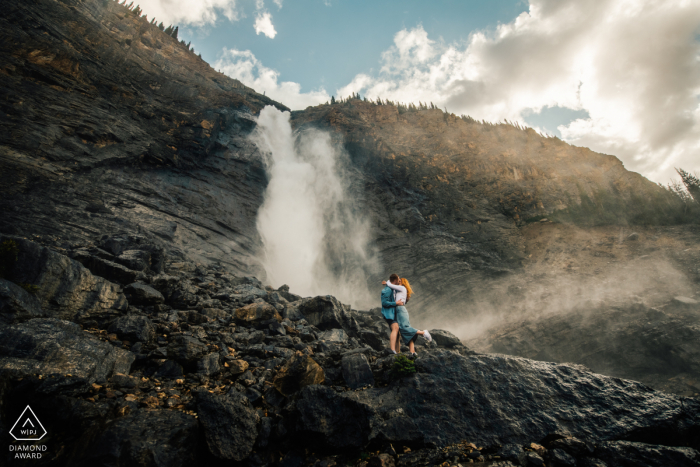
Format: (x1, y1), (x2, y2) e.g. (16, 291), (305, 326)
(0, 242), (697, 467)
(469, 301), (700, 397)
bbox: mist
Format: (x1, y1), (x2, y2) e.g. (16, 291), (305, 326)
(251, 106), (377, 308)
(419, 230), (697, 346)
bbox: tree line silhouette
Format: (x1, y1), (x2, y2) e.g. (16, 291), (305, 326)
(113, 0), (201, 58)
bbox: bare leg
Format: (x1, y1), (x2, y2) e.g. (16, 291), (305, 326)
(415, 330), (425, 336)
(389, 323), (399, 352)
(394, 331), (402, 353)
(408, 340), (416, 353)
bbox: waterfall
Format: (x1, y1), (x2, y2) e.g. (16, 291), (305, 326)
(250, 106), (376, 308)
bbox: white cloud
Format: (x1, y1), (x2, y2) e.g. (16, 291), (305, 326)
(273, 0), (283, 8)
(341, 0), (700, 183)
(254, 11), (277, 38)
(214, 48), (330, 110)
(135, 0), (240, 27)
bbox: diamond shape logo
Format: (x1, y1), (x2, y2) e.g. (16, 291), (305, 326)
(9, 406), (46, 441)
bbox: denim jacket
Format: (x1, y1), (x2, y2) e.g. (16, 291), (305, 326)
(381, 286), (397, 320)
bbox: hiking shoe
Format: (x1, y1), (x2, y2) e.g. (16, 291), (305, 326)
(423, 330), (432, 342)
(409, 352), (417, 359)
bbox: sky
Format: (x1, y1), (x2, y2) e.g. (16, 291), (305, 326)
(134, 0), (700, 185)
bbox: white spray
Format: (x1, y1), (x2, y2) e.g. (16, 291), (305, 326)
(251, 106), (377, 308)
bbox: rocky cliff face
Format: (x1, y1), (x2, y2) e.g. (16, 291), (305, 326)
(291, 101), (681, 320)
(1, 0), (287, 275)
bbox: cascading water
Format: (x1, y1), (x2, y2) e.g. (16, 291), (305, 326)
(251, 106), (377, 308)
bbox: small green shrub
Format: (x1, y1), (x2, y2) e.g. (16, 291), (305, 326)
(0, 240), (19, 279)
(390, 355), (416, 379)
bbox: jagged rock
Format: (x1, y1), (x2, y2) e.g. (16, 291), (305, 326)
(228, 359), (249, 375)
(0, 318), (134, 383)
(273, 352), (325, 396)
(0, 278), (46, 324)
(235, 302), (281, 324)
(0, 236), (128, 323)
(594, 441), (700, 467)
(469, 302), (700, 396)
(269, 321), (287, 336)
(69, 409), (199, 467)
(197, 353), (221, 376)
(166, 335), (208, 367)
(294, 385), (368, 448)
(429, 329), (462, 348)
(341, 353), (374, 389)
(297, 296), (361, 337)
(319, 329), (349, 343)
(267, 291), (290, 305)
(196, 392), (260, 460)
(124, 282), (165, 306)
(360, 330), (386, 351)
(108, 315), (155, 343)
(293, 349), (700, 449)
(283, 305), (305, 321)
(72, 253), (148, 285)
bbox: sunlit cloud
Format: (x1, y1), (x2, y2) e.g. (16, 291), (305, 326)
(339, 0), (700, 183)
(215, 48), (330, 110)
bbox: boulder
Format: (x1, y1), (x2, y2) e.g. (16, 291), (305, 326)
(294, 385), (368, 448)
(269, 321), (287, 336)
(341, 353), (375, 389)
(0, 278), (46, 324)
(197, 353), (221, 376)
(124, 282), (165, 306)
(297, 295), (361, 337)
(273, 352), (325, 396)
(319, 329), (349, 343)
(429, 329), (462, 348)
(0, 236), (128, 323)
(293, 349), (700, 449)
(282, 305), (305, 321)
(0, 318), (134, 383)
(108, 315), (155, 343)
(361, 330), (386, 351)
(167, 335), (208, 367)
(235, 302), (281, 324)
(196, 392), (260, 460)
(227, 359), (249, 375)
(70, 408), (198, 467)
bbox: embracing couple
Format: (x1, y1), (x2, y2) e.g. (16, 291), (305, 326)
(381, 274), (432, 357)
